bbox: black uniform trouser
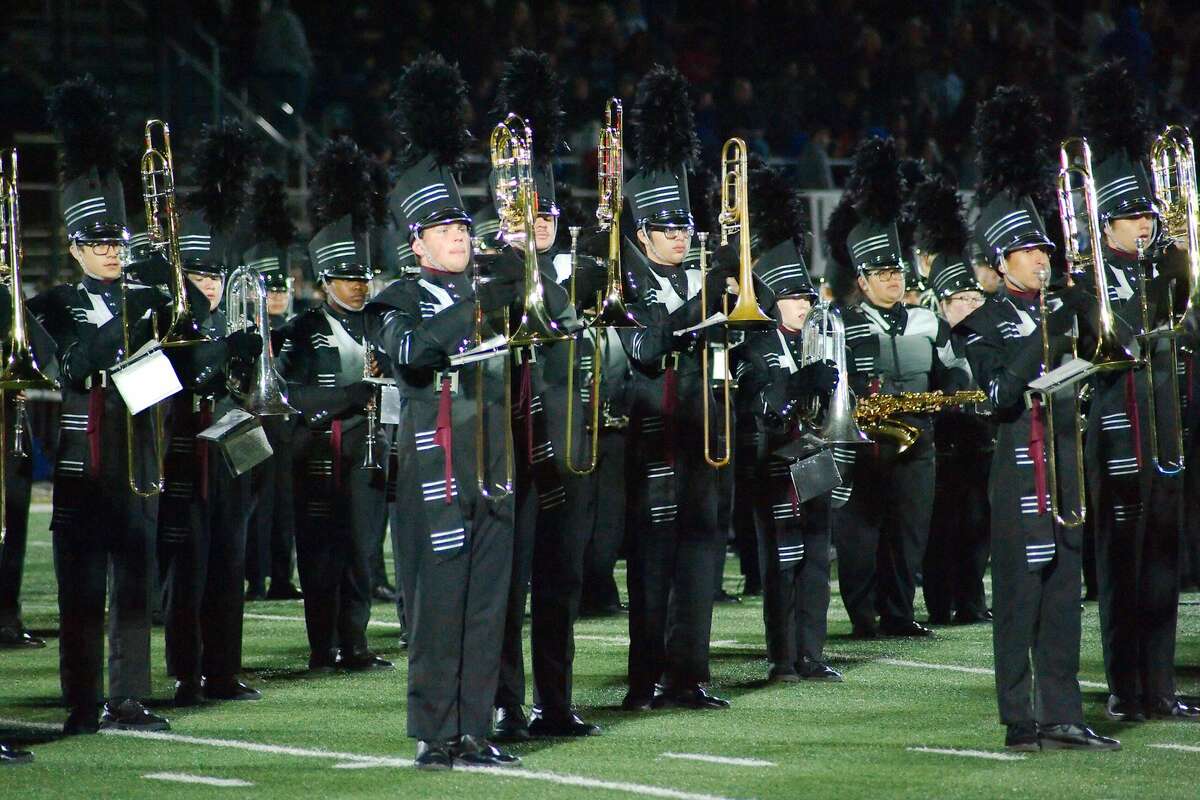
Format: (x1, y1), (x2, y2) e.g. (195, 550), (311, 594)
(834, 435), (935, 629)
(54, 514), (155, 709)
(246, 432), (296, 593)
(923, 450), (990, 621)
(1094, 472), (1182, 702)
(581, 429), (626, 612)
(732, 460), (761, 594)
(991, 518), (1084, 726)
(1182, 422), (1200, 587)
(295, 426), (386, 663)
(756, 497), (831, 671)
(160, 466), (253, 681)
(626, 446), (722, 697)
(0, 450), (33, 629)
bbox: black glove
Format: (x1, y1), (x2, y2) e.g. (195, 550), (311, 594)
(477, 276), (521, 313)
(225, 329), (263, 362)
(345, 381), (376, 408)
(789, 360), (839, 397)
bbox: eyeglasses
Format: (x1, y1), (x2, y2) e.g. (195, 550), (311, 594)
(651, 226), (694, 240)
(867, 268), (903, 280)
(82, 242), (125, 256)
(950, 293), (985, 307)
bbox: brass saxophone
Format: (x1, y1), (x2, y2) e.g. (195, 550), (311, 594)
(853, 389), (987, 453)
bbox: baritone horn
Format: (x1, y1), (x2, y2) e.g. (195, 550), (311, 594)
(0, 149), (58, 543)
(224, 264), (297, 416)
(800, 302), (871, 446)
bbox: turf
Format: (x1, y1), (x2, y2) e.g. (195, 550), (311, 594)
(2, 509), (1199, 799)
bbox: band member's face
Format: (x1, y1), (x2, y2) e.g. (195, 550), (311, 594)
(1104, 213), (1156, 255)
(777, 296), (813, 331)
(1000, 246), (1051, 291)
(533, 214), (558, 252)
(857, 267), (905, 307)
(414, 222), (471, 272)
(637, 226), (690, 266)
(186, 272), (224, 311)
(70, 241), (124, 280)
(266, 288), (290, 316)
(326, 278), (369, 311)
(940, 290), (985, 327)
(973, 263), (1002, 294)
(917, 250), (935, 278)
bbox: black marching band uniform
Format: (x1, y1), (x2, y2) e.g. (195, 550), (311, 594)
(735, 162), (842, 683)
(617, 66), (731, 712)
(159, 121), (265, 707)
(1074, 61), (1200, 722)
(367, 54), (520, 769)
(960, 85), (1119, 751)
(489, 49), (601, 742)
(913, 177), (996, 626)
(244, 174), (302, 601)
(35, 77), (171, 734)
(825, 138), (969, 639)
(282, 140), (391, 674)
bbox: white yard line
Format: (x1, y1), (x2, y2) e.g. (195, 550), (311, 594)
(907, 746), (1025, 762)
(30, 503), (53, 514)
(143, 773), (253, 787)
(0, 718), (743, 800)
(1150, 743), (1200, 754)
(661, 752), (775, 768)
(872, 658), (1108, 691)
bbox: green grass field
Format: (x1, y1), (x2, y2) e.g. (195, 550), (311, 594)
(2, 508), (1199, 799)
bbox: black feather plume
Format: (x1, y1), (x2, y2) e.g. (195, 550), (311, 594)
(186, 118), (260, 230)
(309, 137), (374, 231)
(690, 165), (719, 235)
(912, 177), (969, 256)
(824, 196), (860, 300)
(749, 160), (806, 251)
(973, 85), (1055, 206)
(1077, 59), (1152, 161)
(492, 48), (565, 162)
(248, 174), (296, 248)
(389, 52), (472, 169)
(844, 137), (902, 222)
(366, 157), (391, 226)
(631, 65), (700, 172)
(46, 75), (122, 180)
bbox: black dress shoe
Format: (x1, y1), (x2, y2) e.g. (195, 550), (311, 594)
(451, 734), (521, 767)
(1005, 721), (1040, 751)
(414, 740), (452, 770)
(1146, 697), (1200, 720)
(0, 627), (45, 649)
(308, 654), (337, 674)
(100, 699), (170, 731)
(798, 660), (844, 683)
(528, 709), (601, 737)
(1038, 723), (1120, 750)
(927, 612), (953, 626)
(850, 624), (879, 639)
(205, 679), (262, 701)
(245, 587), (266, 602)
(63, 706), (100, 736)
(954, 609), (992, 625)
(0, 743), (33, 764)
(621, 692), (654, 711)
(341, 652), (394, 672)
(266, 582), (304, 600)
(492, 706), (530, 742)
(663, 686), (731, 710)
(1105, 695), (1145, 722)
(767, 664), (800, 684)
(880, 619), (935, 637)
(372, 584), (399, 603)
(714, 589), (742, 604)
(174, 679), (206, 707)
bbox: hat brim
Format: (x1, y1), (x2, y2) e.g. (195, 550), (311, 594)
(71, 224), (130, 244)
(642, 212), (694, 228)
(412, 208), (473, 235)
(1106, 199), (1158, 220)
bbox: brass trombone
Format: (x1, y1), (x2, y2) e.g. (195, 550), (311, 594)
(564, 227), (603, 475)
(1056, 137), (1137, 372)
(0, 149), (58, 543)
(1032, 268), (1088, 528)
(1144, 124), (1200, 473)
(699, 232), (733, 467)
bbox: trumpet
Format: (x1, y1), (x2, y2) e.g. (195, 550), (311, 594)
(800, 302), (871, 447)
(140, 121), (209, 348)
(0, 149), (58, 543)
(224, 264), (297, 417)
(1056, 137), (1136, 372)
